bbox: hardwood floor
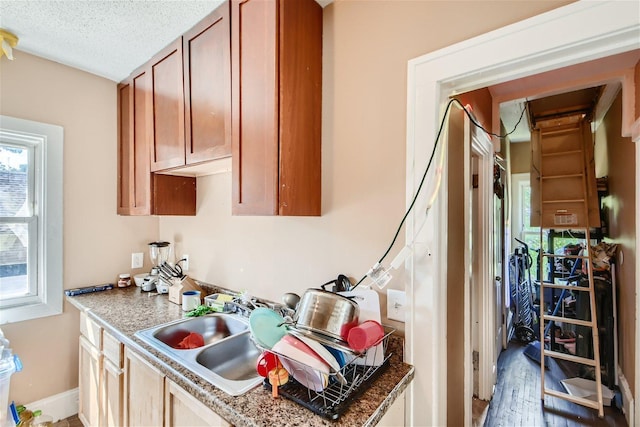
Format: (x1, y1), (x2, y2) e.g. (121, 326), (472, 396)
(482, 341), (627, 427)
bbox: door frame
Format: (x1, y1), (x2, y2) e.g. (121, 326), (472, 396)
(404, 2), (639, 425)
(470, 116), (496, 401)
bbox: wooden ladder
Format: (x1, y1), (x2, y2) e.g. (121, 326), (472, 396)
(531, 113), (604, 417)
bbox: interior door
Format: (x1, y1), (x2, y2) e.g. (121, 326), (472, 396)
(494, 189), (505, 360)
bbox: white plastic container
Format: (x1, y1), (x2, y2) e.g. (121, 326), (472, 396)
(0, 329), (21, 427)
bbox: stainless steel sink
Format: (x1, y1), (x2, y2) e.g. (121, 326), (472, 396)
(151, 314), (248, 348)
(197, 333), (262, 381)
(135, 313), (263, 396)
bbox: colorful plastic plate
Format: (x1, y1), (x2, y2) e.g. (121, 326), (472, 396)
(249, 308), (287, 349)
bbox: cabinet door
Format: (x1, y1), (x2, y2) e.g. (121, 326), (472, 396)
(103, 359), (124, 426)
(278, 0), (322, 216)
(231, 0), (279, 215)
(117, 68), (152, 215)
(150, 39), (186, 172)
(124, 348), (165, 426)
(231, 0), (322, 216)
(165, 379), (231, 427)
(79, 336), (102, 427)
(183, 1), (231, 164)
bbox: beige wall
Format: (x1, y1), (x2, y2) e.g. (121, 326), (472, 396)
(599, 92), (637, 393)
(160, 0), (573, 323)
(510, 141), (532, 174)
(0, 0), (576, 408)
(0, 52), (158, 404)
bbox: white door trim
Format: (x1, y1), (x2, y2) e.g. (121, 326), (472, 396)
(404, 2), (639, 425)
(470, 116), (495, 401)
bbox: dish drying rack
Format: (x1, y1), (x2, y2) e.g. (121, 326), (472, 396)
(257, 326), (395, 420)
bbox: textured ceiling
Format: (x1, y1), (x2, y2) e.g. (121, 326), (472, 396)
(1, 1), (248, 82)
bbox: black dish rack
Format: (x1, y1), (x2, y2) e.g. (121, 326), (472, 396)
(259, 326), (395, 420)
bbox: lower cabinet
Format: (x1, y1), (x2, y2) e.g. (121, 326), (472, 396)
(165, 378), (231, 427)
(78, 336), (102, 427)
(77, 313), (234, 426)
(124, 347), (165, 426)
(103, 360), (124, 426)
(122, 345), (231, 427)
(102, 329), (124, 426)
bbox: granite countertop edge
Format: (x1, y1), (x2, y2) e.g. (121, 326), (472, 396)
(66, 285), (414, 427)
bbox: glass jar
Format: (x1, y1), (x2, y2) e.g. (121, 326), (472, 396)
(117, 273), (131, 288)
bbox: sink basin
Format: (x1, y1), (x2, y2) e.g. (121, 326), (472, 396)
(135, 313), (263, 396)
(197, 333), (262, 381)
(152, 314), (247, 349)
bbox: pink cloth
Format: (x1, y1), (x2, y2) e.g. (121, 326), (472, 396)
(175, 332), (205, 349)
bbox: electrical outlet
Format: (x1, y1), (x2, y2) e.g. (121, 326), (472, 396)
(182, 254), (189, 272)
(387, 289), (406, 322)
(131, 252), (144, 269)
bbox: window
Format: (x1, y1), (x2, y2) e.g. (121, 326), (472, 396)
(511, 173), (540, 279)
(0, 116), (63, 324)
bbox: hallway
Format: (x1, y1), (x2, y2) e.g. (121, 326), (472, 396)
(482, 341), (627, 426)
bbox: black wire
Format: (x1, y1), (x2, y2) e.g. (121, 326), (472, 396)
(352, 98), (527, 289)
(461, 98), (527, 139)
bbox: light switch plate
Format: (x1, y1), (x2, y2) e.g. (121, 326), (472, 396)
(131, 252), (143, 269)
(387, 289), (406, 322)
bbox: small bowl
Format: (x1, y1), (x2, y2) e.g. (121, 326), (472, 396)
(133, 273), (147, 287)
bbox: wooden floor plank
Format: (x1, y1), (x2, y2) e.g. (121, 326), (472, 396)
(482, 341), (626, 427)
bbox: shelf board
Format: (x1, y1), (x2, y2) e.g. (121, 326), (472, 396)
(541, 199), (585, 204)
(541, 174), (583, 180)
(541, 149), (583, 157)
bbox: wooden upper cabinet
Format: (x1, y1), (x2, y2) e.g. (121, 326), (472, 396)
(117, 65), (196, 217)
(149, 39), (186, 172)
(184, 2), (232, 164)
(117, 69), (151, 215)
(232, 0), (322, 216)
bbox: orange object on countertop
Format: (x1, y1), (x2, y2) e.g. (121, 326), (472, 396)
(268, 367), (289, 398)
(175, 332), (205, 349)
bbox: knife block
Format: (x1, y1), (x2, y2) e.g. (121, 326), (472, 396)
(168, 276), (204, 305)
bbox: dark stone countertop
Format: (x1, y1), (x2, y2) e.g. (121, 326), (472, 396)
(66, 284), (414, 426)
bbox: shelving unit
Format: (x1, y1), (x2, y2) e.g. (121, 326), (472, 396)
(531, 112), (604, 417)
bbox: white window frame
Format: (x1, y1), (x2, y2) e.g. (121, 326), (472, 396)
(0, 115), (63, 324)
(511, 173), (537, 245)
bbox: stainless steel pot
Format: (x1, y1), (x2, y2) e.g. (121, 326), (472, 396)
(295, 288), (359, 341)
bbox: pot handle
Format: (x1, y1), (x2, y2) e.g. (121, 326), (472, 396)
(320, 274), (352, 292)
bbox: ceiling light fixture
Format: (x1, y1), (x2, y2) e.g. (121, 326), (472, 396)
(0, 29), (19, 60)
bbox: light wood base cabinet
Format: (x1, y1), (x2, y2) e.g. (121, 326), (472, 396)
(124, 348), (165, 427)
(103, 330), (124, 426)
(78, 313), (231, 426)
(165, 379), (231, 427)
(78, 336), (102, 427)
(103, 360), (124, 426)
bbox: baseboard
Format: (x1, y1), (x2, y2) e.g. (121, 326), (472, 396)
(26, 388), (78, 422)
(617, 368), (634, 427)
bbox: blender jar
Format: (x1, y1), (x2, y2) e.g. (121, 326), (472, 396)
(148, 241), (172, 274)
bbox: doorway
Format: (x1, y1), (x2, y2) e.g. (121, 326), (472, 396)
(445, 107), (495, 426)
(404, 2), (639, 426)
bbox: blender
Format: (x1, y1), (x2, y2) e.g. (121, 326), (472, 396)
(143, 242), (172, 293)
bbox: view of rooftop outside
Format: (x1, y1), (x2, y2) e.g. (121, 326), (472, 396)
(0, 144), (29, 299)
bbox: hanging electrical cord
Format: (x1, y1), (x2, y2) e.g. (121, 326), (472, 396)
(352, 97), (527, 289)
